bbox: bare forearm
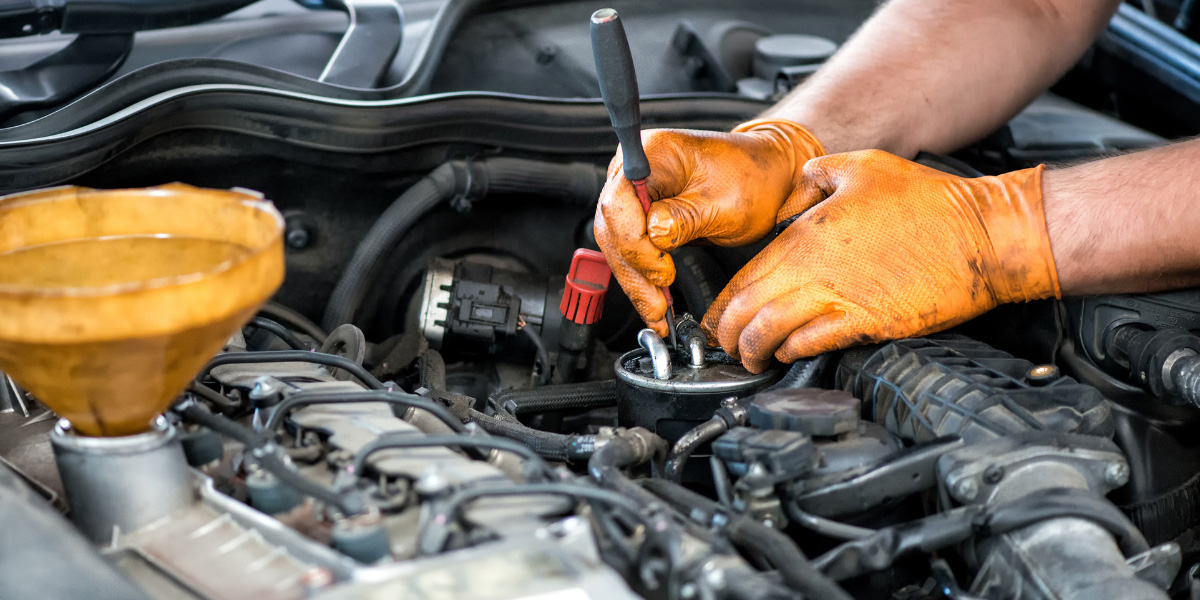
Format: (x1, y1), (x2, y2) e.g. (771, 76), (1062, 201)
(764, 0), (1120, 157)
(1043, 139), (1200, 294)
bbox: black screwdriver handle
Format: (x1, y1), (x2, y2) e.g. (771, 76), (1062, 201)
(590, 8), (651, 182)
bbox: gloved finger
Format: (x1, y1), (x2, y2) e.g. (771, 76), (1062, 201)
(607, 151), (622, 179)
(595, 212), (670, 337)
(736, 290), (834, 374)
(647, 189), (779, 250)
(700, 289), (730, 348)
(775, 180), (829, 224)
(698, 246), (783, 351)
(774, 309), (877, 361)
(598, 174), (677, 287)
(799, 151), (885, 195)
(704, 244), (797, 358)
(644, 192), (705, 251)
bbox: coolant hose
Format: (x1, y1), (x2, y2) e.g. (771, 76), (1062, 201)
(765, 353), (831, 391)
(663, 417), (728, 482)
(0, 465), (152, 600)
(418, 347), (448, 390)
(587, 428), (669, 508)
(468, 408), (596, 463)
(496, 380), (618, 415)
(322, 158), (605, 330)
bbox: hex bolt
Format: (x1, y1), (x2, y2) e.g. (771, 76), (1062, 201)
(1026, 364), (1061, 386)
(983, 464), (1005, 485)
(1105, 462), (1130, 487)
(284, 216), (312, 250)
(954, 477), (979, 502)
(285, 228), (309, 250)
(415, 466), (452, 497)
(705, 568), (726, 590)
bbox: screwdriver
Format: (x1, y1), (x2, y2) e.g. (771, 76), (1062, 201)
(590, 7), (678, 350)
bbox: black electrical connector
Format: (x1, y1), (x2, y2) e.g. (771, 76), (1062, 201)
(711, 427), (815, 479)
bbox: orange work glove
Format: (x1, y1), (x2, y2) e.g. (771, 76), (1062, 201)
(702, 150), (1061, 374)
(594, 119), (825, 336)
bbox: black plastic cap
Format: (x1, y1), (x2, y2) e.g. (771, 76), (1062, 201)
(590, 8), (650, 181)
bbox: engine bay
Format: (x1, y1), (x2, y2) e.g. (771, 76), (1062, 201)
(4, 1), (1200, 600)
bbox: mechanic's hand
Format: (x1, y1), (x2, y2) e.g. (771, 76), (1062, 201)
(702, 150), (1061, 373)
(594, 119), (824, 336)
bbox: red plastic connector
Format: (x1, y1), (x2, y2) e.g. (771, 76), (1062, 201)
(560, 248), (612, 325)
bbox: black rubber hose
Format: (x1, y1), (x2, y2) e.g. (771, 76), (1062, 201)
(728, 519), (855, 600)
(585, 431), (687, 595)
(790, 506), (876, 540)
(350, 432), (555, 481)
(263, 390), (467, 435)
(198, 350), (385, 390)
(810, 487), (1149, 581)
(642, 479), (853, 600)
(188, 381), (242, 411)
(496, 379), (619, 415)
(246, 316), (311, 350)
(587, 429), (669, 508)
(983, 487), (1149, 556)
(468, 408), (595, 463)
(321, 157), (605, 330)
(765, 353), (831, 391)
(418, 348), (448, 390)
(522, 326), (552, 386)
(0, 465), (153, 600)
(177, 403), (364, 516)
(663, 417), (727, 482)
(258, 301), (327, 344)
(322, 163), (455, 331)
(416, 482), (649, 556)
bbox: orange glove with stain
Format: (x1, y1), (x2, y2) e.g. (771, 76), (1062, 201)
(594, 119), (825, 336)
(702, 150), (1061, 373)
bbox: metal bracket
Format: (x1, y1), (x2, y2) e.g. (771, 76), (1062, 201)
(319, 0), (404, 88)
(790, 436), (965, 519)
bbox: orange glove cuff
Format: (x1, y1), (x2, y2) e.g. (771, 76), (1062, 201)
(976, 164), (1062, 303)
(731, 118), (825, 193)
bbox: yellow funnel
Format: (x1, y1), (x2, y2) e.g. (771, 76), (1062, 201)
(0, 184), (284, 437)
